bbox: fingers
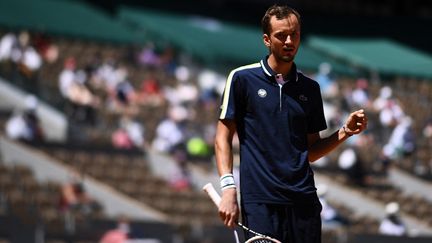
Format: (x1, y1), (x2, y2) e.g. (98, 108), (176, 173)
(219, 189), (239, 228)
(352, 109), (368, 133)
(353, 109), (365, 117)
(345, 109), (368, 135)
(219, 208), (238, 228)
(226, 214), (237, 228)
(356, 109), (368, 127)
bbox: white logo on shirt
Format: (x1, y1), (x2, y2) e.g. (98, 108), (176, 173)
(258, 89), (267, 98)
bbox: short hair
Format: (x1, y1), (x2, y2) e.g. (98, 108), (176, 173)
(261, 4), (301, 35)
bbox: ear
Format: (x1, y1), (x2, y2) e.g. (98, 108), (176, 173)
(263, 34), (271, 48)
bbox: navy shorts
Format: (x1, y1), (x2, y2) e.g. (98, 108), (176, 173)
(241, 195), (322, 243)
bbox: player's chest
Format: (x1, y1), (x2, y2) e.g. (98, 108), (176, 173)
(244, 81), (311, 116)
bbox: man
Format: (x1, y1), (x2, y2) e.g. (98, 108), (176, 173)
(379, 202), (407, 236)
(214, 4), (368, 243)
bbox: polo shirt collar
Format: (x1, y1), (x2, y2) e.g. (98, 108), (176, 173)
(260, 56), (299, 82)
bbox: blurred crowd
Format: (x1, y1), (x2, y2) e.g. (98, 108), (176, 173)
(0, 30), (224, 192)
(313, 61), (430, 181)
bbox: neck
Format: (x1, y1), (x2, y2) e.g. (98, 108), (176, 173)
(268, 55), (293, 76)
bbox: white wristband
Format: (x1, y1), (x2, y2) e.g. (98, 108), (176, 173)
(220, 173), (236, 190)
(221, 184), (236, 190)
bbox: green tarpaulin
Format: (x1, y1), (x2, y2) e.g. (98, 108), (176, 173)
(118, 7), (356, 74)
(118, 6), (266, 65)
(0, 0), (143, 43)
(308, 36), (432, 78)
(0, 1), (359, 74)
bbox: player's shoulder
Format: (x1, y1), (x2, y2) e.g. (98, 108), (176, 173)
(228, 62), (262, 78)
(297, 71), (320, 88)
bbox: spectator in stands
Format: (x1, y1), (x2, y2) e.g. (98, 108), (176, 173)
(350, 78), (371, 108)
(379, 202), (407, 236)
(338, 145), (368, 187)
(168, 146), (192, 191)
(59, 172), (101, 216)
(5, 95), (44, 142)
(12, 31), (42, 88)
(164, 65), (198, 107)
(100, 215), (131, 243)
(316, 184), (350, 227)
(59, 57), (100, 124)
(373, 86), (405, 142)
(100, 215), (158, 243)
(381, 116), (416, 171)
(0, 32), (25, 84)
(116, 78), (136, 106)
(197, 69), (223, 110)
(0, 32), (19, 62)
(111, 126), (134, 150)
(422, 117), (432, 139)
(93, 58), (117, 91)
(18, 42), (42, 79)
(101, 65), (140, 115)
(83, 52), (103, 89)
(137, 72), (165, 106)
(58, 57), (77, 98)
(314, 62), (338, 98)
(379, 99), (405, 129)
(152, 106), (187, 153)
(136, 42), (160, 67)
(112, 115), (146, 150)
(32, 32), (59, 64)
(0, 31), (42, 92)
(373, 86), (393, 112)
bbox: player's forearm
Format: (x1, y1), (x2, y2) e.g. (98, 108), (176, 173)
(308, 127), (350, 162)
(214, 120), (237, 175)
(215, 137), (234, 175)
(215, 137), (239, 228)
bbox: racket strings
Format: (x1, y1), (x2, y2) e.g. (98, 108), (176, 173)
(247, 238), (277, 243)
(240, 223), (281, 243)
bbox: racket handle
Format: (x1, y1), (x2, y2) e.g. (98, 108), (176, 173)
(203, 183), (221, 206)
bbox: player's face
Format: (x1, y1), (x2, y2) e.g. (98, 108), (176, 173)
(263, 14), (301, 63)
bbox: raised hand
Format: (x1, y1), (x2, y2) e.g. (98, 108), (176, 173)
(344, 109), (368, 136)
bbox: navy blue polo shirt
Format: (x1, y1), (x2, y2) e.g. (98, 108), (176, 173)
(219, 57), (327, 204)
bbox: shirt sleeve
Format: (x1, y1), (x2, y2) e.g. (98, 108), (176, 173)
(219, 69), (240, 120)
(308, 82), (327, 133)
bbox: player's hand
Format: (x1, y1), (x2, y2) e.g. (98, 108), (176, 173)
(219, 188), (239, 229)
(344, 109), (368, 136)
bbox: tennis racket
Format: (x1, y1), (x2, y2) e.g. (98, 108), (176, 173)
(203, 183), (282, 243)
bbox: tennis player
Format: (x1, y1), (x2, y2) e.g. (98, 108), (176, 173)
(215, 4), (368, 243)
